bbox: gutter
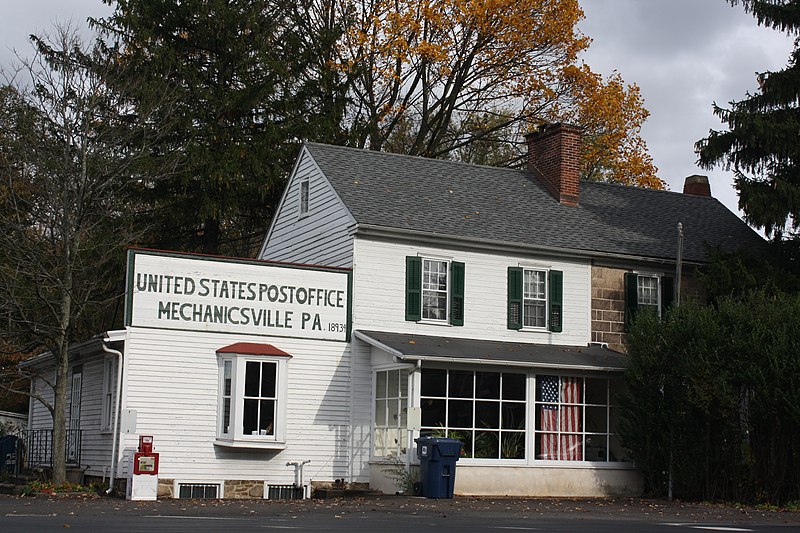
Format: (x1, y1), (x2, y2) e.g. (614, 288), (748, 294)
(101, 333), (125, 495)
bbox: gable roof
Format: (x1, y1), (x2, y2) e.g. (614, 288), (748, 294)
(303, 142), (764, 264)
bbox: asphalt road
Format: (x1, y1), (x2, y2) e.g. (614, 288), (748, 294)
(1, 494), (799, 532)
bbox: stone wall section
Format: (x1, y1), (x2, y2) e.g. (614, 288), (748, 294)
(591, 266), (627, 352)
(591, 265), (706, 352)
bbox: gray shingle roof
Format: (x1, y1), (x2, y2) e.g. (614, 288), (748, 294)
(355, 330), (627, 371)
(305, 142), (765, 263)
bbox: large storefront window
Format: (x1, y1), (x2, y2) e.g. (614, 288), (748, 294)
(373, 369), (409, 457)
(420, 369), (526, 459)
(534, 375), (625, 462)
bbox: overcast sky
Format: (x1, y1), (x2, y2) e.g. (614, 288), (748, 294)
(0, 0), (795, 228)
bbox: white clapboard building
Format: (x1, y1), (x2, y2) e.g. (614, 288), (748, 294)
(25, 124), (762, 498)
(257, 124), (762, 497)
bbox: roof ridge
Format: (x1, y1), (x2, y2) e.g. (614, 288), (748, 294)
(303, 140), (529, 175)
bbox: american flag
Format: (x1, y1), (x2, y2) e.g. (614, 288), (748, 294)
(539, 376), (582, 461)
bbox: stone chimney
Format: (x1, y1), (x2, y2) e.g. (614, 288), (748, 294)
(525, 123), (582, 206)
(683, 175), (711, 197)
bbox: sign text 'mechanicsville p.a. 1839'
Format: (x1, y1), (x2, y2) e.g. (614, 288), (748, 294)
(125, 249), (351, 341)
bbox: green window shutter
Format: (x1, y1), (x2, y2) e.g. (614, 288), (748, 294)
(405, 256), (422, 321)
(449, 261), (465, 326)
(624, 272), (638, 332)
(660, 276), (674, 315)
(507, 267), (523, 330)
(548, 270), (563, 333)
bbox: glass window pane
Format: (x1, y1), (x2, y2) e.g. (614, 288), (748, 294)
(244, 362), (260, 397)
(537, 403), (559, 431)
(503, 373), (526, 400)
(502, 403), (526, 430)
(584, 378), (607, 405)
(538, 375), (560, 403)
(421, 398), (446, 427)
(259, 399), (275, 435)
(449, 370), (473, 398)
(399, 371), (408, 399)
(448, 399), (473, 428)
(585, 434), (608, 461)
(389, 399), (400, 426)
(609, 434), (628, 462)
(474, 431), (499, 459)
(222, 398), (231, 434)
(376, 371), (387, 399)
(475, 372), (500, 399)
(400, 399), (408, 427)
(501, 432), (525, 459)
(560, 434), (583, 461)
(243, 398), (258, 434)
(387, 370), (400, 397)
(421, 369), (447, 397)
(223, 360), (232, 396)
(475, 401), (500, 429)
(585, 406), (608, 433)
(375, 399), (387, 426)
(261, 363), (276, 398)
(458, 430), (474, 458)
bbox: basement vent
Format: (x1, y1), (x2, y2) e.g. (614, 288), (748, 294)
(178, 483), (220, 499)
(267, 484), (305, 500)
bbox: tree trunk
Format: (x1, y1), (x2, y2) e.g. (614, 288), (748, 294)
(51, 342), (69, 485)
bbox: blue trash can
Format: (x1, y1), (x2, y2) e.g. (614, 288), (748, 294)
(415, 437), (463, 499)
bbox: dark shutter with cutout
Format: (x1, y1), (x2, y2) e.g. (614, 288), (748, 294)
(449, 261), (465, 326)
(548, 270), (563, 332)
(661, 276), (674, 315)
(507, 267), (523, 330)
(405, 256), (422, 321)
(624, 272), (638, 332)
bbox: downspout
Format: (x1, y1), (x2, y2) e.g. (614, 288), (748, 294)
(101, 340), (123, 495)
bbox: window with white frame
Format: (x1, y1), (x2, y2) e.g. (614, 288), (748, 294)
(637, 275), (660, 314)
(523, 269), (547, 328)
(534, 375), (627, 462)
(216, 350), (289, 447)
(373, 369), (409, 457)
(299, 179), (309, 216)
(420, 369), (527, 459)
(405, 256), (465, 326)
(101, 356), (117, 431)
(422, 259), (449, 321)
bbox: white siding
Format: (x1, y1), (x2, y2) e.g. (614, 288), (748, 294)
(73, 355), (116, 477)
(260, 148), (355, 268)
(352, 236), (592, 346)
(118, 327), (357, 485)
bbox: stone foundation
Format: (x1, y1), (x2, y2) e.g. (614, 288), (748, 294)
(225, 479), (265, 499)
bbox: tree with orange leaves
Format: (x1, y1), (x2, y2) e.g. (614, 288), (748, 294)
(332, 0), (662, 187)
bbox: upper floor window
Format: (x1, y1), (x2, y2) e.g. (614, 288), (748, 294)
(507, 267), (562, 332)
(299, 179), (309, 216)
(624, 272), (673, 329)
(405, 256), (464, 326)
(216, 343), (291, 449)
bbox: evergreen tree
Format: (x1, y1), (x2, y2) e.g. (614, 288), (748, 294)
(696, 0), (800, 239)
(94, 0), (348, 256)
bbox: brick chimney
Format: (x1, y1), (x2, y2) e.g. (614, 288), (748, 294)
(683, 175), (711, 197)
(525, 123), (582, 206)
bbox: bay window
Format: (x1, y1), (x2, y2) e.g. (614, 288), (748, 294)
(216, 344), (290, 448)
